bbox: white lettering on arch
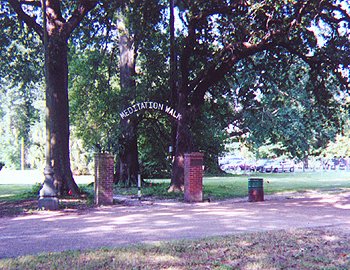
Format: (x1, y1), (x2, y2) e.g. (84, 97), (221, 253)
(119, 101), (182, 120)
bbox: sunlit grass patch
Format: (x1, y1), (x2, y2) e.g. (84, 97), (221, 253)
(0, 185), (34, 201)
(113, 171), (350, 200)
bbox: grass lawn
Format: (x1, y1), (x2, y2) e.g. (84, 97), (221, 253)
(140, 170), (350, 200)
(0, 184), (42, 217)
(1, 170), (350, 211)
(0, 184), (37, 201)
(205, 170), (350, 198)
(1, 228), (349, 269)
(2, 170), (350, 201)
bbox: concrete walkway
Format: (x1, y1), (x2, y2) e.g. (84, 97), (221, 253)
(1, 191), (350, 258)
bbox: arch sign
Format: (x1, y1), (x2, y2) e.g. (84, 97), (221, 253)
(119, 101), (182, 120)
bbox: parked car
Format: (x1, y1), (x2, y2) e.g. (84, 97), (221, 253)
(255, 159), (269, 172)
(263, 160), (295, 173)
(220, 157), (245, 171)
(218, 155), (236, 166)
(263, 160), (278, 173)
(238, 160), (256, 171)
(279, 160), (295, 172)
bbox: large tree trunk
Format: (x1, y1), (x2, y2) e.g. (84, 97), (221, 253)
(46, 35), (79, 195)
(117, 19), (139, 186)
(169, 0), (178, 173)
(169, 15), (196, 191)
(119, 119), (139, 186)
(170, 92), (193, 191)
(8, 0), (98, 196)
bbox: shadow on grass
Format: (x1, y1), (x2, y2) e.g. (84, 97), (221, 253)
(1, 228), (349, 269)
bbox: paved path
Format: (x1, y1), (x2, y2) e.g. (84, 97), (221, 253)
(1, 192), (350, 258)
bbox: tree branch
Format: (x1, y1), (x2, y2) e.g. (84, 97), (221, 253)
(189, 39), (273, 110)
(320, 2), (350, 23)
(8, 0), (43, 39)
(190, 1), (247, 23)
(63, 0), (98, 38)
(20, 0), (41, 7)
(180, 1), (248, 99)
(277, 41), (316, 66)
(182, 0), (349, 114)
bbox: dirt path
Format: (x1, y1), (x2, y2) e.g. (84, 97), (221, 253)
(1, 192), (350, 259)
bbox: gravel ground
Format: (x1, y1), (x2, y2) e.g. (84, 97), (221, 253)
(1, 191), (350, 259)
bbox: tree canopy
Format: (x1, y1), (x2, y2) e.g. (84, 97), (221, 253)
(169, 0), (350, 188)
(1, 0), (349, 192)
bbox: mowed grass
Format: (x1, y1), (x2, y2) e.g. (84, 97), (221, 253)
(2, 170), (350, 201)
(205, 170), (350, 199)
(143, 170), (350, 200)
(1, 228), (349, 269)
(1, 170), (350, 202)
(0, 184), (37, 201)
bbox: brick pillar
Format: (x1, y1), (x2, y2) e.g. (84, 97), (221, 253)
(184, 152), (204, 203)
(94, 153), (114, 205)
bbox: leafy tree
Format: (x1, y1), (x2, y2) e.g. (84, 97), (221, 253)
(69, 38), (120, 151)
(69, 1), (170, 183)
(0, 80), (42, 169)
(325, 131), (350, 157)
(237, 56), (342, 160)
(69, 1), (235, 183)
(6, 0), (98, 195)
(170, 0), (350, 190)
(0, 8), (43, 170)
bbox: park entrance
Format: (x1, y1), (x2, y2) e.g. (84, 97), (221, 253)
(94, 101), (204, 205)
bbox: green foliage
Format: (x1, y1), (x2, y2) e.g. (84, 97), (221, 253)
(171, 0), (349, 162)
(69, 45), (121, 153)
(323, 121), (350, 157)
(0, 85), (35, 168)
(192, 102), (229, 174)
(0, 80), (46, 169)
(236, 54), (344, 159)
(2, 0), (349, 176)
(255, 142), (287, 159)
(70, 129), (95, 175)
(138, 129), (172, 178)
(26, 119), (45, 170)
(29, 182), (42, 196)
(78, 184), (95, 205)
(68, 0), (349, 174)
(0, 6), (45, 169)
(69, 2), (176, 178)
